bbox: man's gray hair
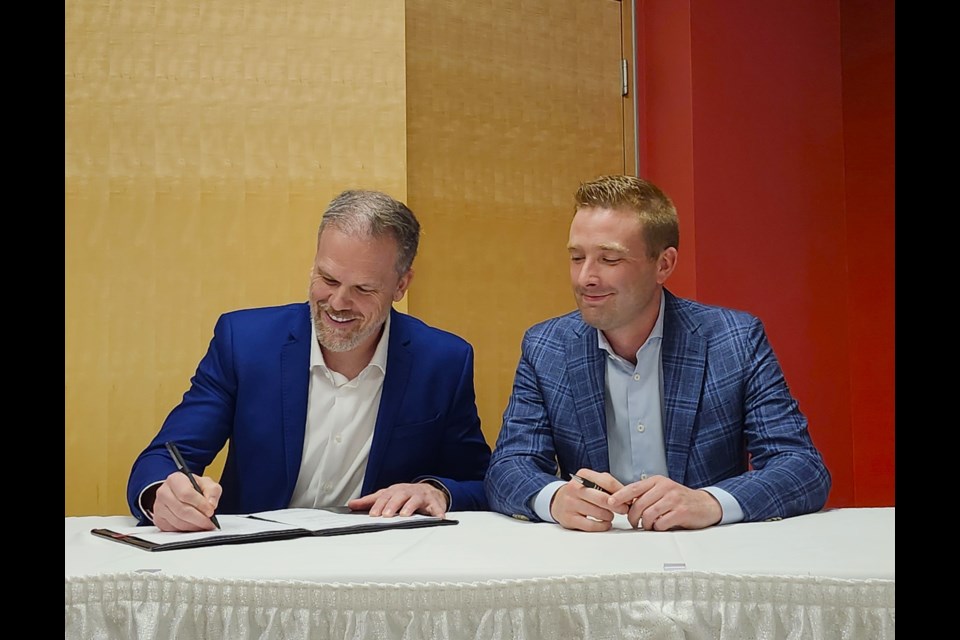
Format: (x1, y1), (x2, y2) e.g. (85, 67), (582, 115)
(319, 190), (421, 275)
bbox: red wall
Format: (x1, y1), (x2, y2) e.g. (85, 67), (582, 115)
(838, 0), (895, 505)
(634, 0), (894, 507)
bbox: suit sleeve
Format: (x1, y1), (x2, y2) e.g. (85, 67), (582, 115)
(710, 317), (832, 521)
(126, 314), (237, 524)
(421, 344), (492, 511)
(484, 331), (567, 521)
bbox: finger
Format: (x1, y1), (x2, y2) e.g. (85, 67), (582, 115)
(366, 491), (391, 516)
(555, 489), (615, 532)
(422, 500), (446, 518)
(397, 491), (423, 517)
(612, 477), (663, 515)
(153, 496), (216, 532)
(350, 487), (391, 512)
(627, 502), (644, 529)
(574, 469), (624, 495)
(569, 489), (616, 524)
(650, 511), (675, 531)
(347, 493), (378, 512)
(608, 485), (643, 508)
(571, 514), (614, 532)
(644, 512), (668, 531)
(639, 504), (668, 531)
(422, 489), (447, 518)
(379, 492), (414, 517)
(602, 497), (631, 515)
(581, 504), (615, 523)
(363, 488), (407, 517)
(570, 482), (628, 515)
(195, 476), (222, 508)
(167, 475), (216, 517)
(400, 488), (445, 518)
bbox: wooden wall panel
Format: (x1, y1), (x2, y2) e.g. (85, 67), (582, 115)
(66, 0), (634, 515)
(404, 0), (628, 445)
(65, 0), (408, 515)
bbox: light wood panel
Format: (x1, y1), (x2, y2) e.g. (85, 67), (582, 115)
(65, 0), (408, 515)
(405, 1), (630, 445)
(65, 0), (633, 516)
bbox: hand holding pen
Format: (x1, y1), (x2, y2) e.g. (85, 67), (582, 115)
(570, 473), (613, 495)
(150, 442), (222, 532)
(548, 470), (630, 532)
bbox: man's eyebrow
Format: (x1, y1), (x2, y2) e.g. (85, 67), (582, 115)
(315, 266), (381, 289)
(566, 242), (629, 253)
(598, 242), (629, 253)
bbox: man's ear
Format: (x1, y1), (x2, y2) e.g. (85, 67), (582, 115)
(656, 248), (678, 284)
(394, 268), (414, 302)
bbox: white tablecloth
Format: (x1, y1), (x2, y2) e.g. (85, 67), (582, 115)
(65, 508), (895, 640)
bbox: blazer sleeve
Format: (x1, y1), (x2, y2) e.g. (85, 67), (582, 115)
(708, 317), (832, 521)
(126, 313), (238, 524)
(417, 344), (492, 511)
(484, 330), (569, 520)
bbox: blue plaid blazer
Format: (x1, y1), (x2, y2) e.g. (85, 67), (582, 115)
(484, 289), (831, 522)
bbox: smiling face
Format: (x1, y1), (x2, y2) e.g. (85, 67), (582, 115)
(309, 226), (412, 355)
(567, 206), (676, 351)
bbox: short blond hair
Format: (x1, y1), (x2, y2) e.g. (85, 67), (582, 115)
(575, 175), (679, 259)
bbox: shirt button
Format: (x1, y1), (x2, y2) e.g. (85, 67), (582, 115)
(637, 423), (645, 432)
(640, 473), (649, 480)
(334, 434), (342, 444)
(633, 374), (641, 381)
(322, 482), (333, 493)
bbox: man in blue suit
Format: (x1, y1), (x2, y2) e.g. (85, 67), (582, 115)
(485, 175), (830, 532)
(128, 190), (491, 531)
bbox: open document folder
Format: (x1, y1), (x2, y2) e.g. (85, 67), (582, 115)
(91, 507), (457, 551)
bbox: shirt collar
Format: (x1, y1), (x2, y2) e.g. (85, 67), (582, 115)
(597, 289), (665, 356)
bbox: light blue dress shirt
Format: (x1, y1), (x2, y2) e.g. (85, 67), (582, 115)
(533, 291), (744, 525)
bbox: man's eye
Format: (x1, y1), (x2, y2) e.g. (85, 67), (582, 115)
(570, 256), (585, 263)
(601, 258), (622, 265)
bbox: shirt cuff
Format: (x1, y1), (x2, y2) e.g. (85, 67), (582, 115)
(532, 480), (567, 522)
(701, 487), (744, 525)
(138, 481), (164, 523)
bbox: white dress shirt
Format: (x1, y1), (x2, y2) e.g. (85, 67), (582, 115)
(288, 314), (390, 508)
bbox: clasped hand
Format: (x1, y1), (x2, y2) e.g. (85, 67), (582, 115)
(550, 469), (722, 532)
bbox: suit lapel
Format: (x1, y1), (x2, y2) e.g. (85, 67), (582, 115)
(363, 310), (411, 494)
(281, 304), (312, 502)
(661, 292), (706, 485)
(566, 323), (610, 472)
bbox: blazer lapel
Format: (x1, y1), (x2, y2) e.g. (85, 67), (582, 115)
(363, 310), (411, 494)
(565, 322), (610, 472)
(281, 304), (312, 503)
(661, 292), (706, 485)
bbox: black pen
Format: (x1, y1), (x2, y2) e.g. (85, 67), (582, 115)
(165, 441), (221, 529)
(570, 473), (612, 495)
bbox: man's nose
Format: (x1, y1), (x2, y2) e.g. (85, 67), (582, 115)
(577, 259), (599, 287)
(327, 286), (352, 309)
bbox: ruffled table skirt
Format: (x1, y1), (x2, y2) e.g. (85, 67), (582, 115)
(66, 570), (894, 640)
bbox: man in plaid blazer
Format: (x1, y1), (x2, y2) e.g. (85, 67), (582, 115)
(485, 175), (830, 532)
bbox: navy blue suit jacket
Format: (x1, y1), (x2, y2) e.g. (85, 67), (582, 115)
(484, 289), (831, 522)
(128, 305), (491, 523)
